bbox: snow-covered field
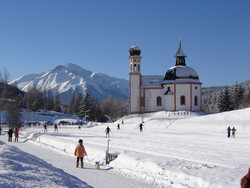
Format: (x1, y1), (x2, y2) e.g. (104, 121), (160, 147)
(0, 108), (250, 188)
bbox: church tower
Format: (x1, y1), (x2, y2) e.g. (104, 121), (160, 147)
(175, 39), (187, 66)
(129, 44), (142, 113)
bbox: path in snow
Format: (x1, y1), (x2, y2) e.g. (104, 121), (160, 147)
(0, 133), (155, 188)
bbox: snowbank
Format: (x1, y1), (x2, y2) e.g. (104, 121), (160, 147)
(0, 140), (90, 188)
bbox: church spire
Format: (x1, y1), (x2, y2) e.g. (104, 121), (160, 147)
(175, 38), (187, 66)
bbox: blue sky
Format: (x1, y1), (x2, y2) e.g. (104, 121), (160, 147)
(0, 0), (249, 87)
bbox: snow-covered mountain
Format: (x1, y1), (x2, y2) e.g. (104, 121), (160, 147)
(9, 63), (129, 102)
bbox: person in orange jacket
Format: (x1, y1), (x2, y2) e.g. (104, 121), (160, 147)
(14, 128), (19, 142)
(74, 139), (87, 168)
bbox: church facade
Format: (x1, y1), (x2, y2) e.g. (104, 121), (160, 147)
(129, 40), (202, 113)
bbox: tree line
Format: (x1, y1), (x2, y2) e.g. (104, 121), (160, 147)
(202, 81), (250, 112)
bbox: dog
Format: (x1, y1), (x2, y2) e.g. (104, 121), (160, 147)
(95, 162), (100, 170)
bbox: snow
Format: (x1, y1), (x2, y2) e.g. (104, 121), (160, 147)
(141, 75), (164, 88)
(167, 66), (199, 78)
(0, 140), (90, 188)
(9, 63), (129, 102)
(1, 108), (250, 188)
(131, 45), (140, 51)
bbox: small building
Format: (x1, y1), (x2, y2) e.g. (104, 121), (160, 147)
(129, 40), (202, 113)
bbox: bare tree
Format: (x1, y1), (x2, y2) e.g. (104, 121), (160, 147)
(54, 90), (61, 112)
(6, 98), (21, 128)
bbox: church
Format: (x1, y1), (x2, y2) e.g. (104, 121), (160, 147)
(129, 40), (202, 113)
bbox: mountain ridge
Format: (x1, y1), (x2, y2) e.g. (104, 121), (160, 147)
(9, 63), (129, 103)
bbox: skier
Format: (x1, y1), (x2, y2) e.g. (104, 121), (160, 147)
(241, 168), (250, 188)
(74, 139), (87, 168)
(0, 126), (2, 135)
(105, 126), (111, 138)
(8, 128), (13, 142)
(44, 124), (47, 133)
(227, 126), (231, 138)
(54, 123), (58, 133)
(117, 124), (120, 130)
(232, 127), (236, 138)
(14, 128), (19, 142)
(139, 123), (144, 132)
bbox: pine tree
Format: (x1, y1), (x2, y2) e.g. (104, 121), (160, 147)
(231, 83), (245, 110)
(217, 87), (232, 112)
(237, 85), (244, 109)
(78, 93), (92, 118)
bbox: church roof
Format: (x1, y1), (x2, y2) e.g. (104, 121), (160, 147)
(174, 39), (186, 57)
(163, 65), (201, 83)
(140, 75), (164, 88)
(129, 45), (141, 57)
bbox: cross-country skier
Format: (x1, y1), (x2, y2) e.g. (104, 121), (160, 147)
(54, 123), (58, 133)
(8, 128), (13, 142)
(227, 126), (231, 138)
(44, 124), (47, 133)
(14, 128), (19, 142)
(232, 127), (236, 138)
(139, 123), (144, 132)
(105, 126), (111, 138)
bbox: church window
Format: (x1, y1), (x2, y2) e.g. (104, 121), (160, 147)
(195, 86), (198, 90)
(138, 64), (140, 72)
(157, 96), (162, 106)
(194, 96), (198, 106)
(180, 96), (186, 105)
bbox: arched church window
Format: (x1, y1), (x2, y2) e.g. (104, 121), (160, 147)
(180, 96), (186, 105)
(194, 96), (198, 106)
(138, 64), (140, 72)
(157, 96), (162, 106)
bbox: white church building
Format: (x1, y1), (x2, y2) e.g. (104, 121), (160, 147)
(129, 40), (202, 113)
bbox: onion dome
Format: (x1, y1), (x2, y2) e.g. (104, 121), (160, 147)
(129, 45), (141, 57)
(164, 65), (199, 81)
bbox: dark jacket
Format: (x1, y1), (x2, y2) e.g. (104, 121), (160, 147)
(8, 129), (13, 136)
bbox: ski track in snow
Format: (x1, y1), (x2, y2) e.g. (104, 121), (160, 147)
(1, 108), (250, 188)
